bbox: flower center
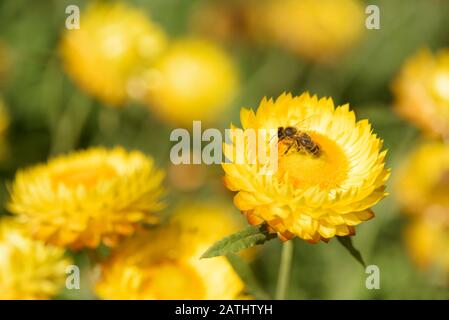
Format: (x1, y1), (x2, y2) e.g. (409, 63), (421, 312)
(51, 163), (117, 189)
(277, 132), (349, 190)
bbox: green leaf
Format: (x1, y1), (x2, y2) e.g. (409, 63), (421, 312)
(226, 253), (270, 300)
(201, 224), (276, 259)
(337, 236), (366, 268)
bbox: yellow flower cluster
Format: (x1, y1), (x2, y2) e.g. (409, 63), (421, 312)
(8, 147), (165, 250)
(393, 48), (449, 277)
(395, 142), (449, 274)
(3, 1), (398, 299)
(5, 143), (254, 299)
(60, 1), (239, 126)
(223, 92), (389, 243)
(95, 203), (246, 299)
(0, 219), (71, 299)
(392, 49), (449, 139)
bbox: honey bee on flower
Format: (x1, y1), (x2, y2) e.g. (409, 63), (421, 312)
(222, 92), (390, 243)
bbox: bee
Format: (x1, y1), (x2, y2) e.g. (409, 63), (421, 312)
(277, 126), (320, 156)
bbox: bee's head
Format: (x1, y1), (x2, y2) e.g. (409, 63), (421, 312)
(277, 127), (284, 138)
(285, 127), (296, 136)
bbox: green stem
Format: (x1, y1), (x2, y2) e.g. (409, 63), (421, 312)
(275, 240), (294, 300)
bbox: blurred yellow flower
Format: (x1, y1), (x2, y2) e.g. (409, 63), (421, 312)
(395, 141), (449, 217)
(95, 203), (246, 299)
(252, 0), (364, 62)
(392, 49), (449, 139)
(0, 218), (71, 299)
(144, 38), (239, 126)
(405, 217), (449, 274)
(223, 92), (390, 243)
(8, 147), (165, 250)
(398, 142), (449, 280)
(60, 2), (167, 106)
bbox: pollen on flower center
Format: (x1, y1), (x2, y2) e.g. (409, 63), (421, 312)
(277, 132), (349, 190)
(51, 163), (117, 189)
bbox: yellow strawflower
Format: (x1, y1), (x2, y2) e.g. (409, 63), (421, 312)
(405, 217), (449, 274)
(8, 147), (165, 250)
(395, 141), (449, 217)
(60, 2), (167, 106)
(395, 141), (449, 279)
(144, 38), (239, 126)
(392, 49), (449, 139)
(95, 203), (246, 299)
(223, 92), (390, 243)
(0, 218), (71, 299)
(253, 0), (364, 62)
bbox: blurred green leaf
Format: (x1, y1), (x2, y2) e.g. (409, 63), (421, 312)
(226, 253), (270, 300)
(201, 224), (276, 259)
(337, 236), (366, 268)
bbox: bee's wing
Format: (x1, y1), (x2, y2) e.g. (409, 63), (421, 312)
(266, 115), (319, 143)
(290, 115), (320, 131)
(269, 132), (278, 143)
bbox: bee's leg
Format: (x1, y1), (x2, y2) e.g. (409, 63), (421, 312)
(295, 139), (302, 152)
(283, 143), (294, 155)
